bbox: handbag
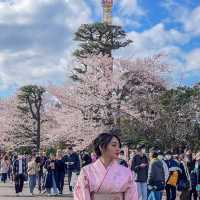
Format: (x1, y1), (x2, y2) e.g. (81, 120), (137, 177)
(196, 184), (200, 192)
(195, 165), (200, 192)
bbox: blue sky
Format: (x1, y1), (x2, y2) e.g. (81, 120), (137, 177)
(0, 0), (200, 97)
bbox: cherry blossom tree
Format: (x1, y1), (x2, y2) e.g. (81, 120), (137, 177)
(41, 54), (168, 150)
(0, 55), (168, 151)
(0, 96), (19, 149)
(70, 54), (167, 129)
(45, 85), (105, 150)
(0, 88), (62, 151)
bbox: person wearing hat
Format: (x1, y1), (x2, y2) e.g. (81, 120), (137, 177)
(131, 144), (148, 200)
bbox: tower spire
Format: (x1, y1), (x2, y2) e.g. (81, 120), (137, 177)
(102, 0), (113, 25)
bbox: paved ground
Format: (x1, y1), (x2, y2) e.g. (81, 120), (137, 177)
(0, 182), (179, 200)
(0, 182), (73, 200)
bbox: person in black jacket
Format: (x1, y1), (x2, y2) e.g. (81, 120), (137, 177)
(36, 151), (47, 193)
(118, 150), (128, 168)
(63, 146), (80, 192)
(190, 152), (200, 200)
(131, 144), (148, 200)
(44, 154), (59, 195)
(12, 155), (28, 195)
(185, 150), (196, 174)
(55, 150), (65, 194)
(147, 149), (165, 200)
(177, 155), (191, 200)
(80, 150), (92, 167)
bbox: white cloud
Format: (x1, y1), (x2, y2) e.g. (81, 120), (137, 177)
(119, 0), (145, 16)
(113, 0), (145, 28)
(0, 50), (64, 89)
(186, 48), (200, 71)
(160, 1), (200, 37)
(85, 0), (101, 19)
(184, 6), (200, 36)
(0, 0), (33, 24)
(113, 23), (194, 86)
(0, 0), (92, 91)
(115, 23), (189, 58)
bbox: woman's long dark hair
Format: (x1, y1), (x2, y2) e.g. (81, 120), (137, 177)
(93, 132), (121, 158)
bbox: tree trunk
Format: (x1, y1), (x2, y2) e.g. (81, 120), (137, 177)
(36, 113), (41, 152)
(115, 99), (121, 129)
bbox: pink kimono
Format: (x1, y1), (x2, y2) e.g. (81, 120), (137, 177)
(74, 159), (138, 200)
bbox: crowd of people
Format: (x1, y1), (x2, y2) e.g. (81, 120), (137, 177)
(129, 145), (200, 200)
(0, 134), (199, 200)
(0, 146), (88, 196)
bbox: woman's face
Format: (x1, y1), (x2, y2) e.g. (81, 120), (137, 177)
(102, 137), (120, 160)
(50, 155), (55, 160)
(57, 152), (62, 158)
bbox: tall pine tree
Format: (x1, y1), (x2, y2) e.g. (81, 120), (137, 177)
(16, 85), (45, 151)
(71, 22), (132, 79)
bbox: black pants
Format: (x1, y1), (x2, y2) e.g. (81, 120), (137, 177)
(190, 189), (198, 200)
(38, 173), (44, 192)
(166, 184), (176, 200)
(180, 189), (190, 200)
(1, 173), (7, 183)
(15, 174), (24, 193)
(67, 171), (72, 192)
(55, 172), (65, 193)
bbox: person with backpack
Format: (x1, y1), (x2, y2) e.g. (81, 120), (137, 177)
(165, 151), (181, 200)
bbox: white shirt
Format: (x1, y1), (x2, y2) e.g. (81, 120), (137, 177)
(18, 159), (23, 174)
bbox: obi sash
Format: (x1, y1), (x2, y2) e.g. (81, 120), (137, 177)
(91, 192), (124, 200)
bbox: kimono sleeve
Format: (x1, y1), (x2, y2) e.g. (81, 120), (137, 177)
(74, 168), (91, 200)
(124, 171), (138, 200)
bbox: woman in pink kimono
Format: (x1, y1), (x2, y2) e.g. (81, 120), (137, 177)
(74, 132), (138, 200)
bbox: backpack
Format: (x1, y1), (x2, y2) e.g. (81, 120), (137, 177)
(167, 171), (179, 186)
